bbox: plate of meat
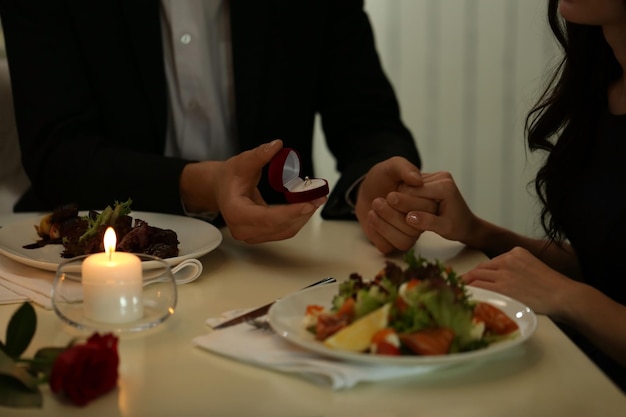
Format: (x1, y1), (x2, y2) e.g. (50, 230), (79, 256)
(0, 210), (222, 271)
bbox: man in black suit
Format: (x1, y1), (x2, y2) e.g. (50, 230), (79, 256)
(0, 0), (435, 253)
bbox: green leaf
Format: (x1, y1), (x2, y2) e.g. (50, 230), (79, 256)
(79, 205), (113, 243)
(354, 287), (388, 319)
(0, 349), (42, 408)
(79, 198), (133, 243)
(0, 376), (42, 408)
(5, 303), (36, 358)
(31, 347), (65, 380)
(403, 248), (419, 268)
(112, 198), (133, 219)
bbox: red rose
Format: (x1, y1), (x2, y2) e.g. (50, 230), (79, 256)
(49, 333), (119, 406)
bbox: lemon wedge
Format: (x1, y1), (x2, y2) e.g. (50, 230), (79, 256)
(323, 303), (391, 352)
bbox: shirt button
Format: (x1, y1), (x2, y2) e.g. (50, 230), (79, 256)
(180, 33), (192, 44)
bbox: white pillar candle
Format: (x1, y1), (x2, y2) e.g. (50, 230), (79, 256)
(82, 227), (143, 323)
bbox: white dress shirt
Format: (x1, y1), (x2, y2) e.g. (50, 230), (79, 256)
(160, 1), (357, 214)
(160, 0), (235, 162)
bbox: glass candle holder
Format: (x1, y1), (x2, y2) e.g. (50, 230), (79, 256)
(52, 254), (177, 333)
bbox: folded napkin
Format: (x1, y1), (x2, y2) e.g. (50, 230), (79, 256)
(0, 281), (29, 305)
(193, 311), (438, 390)
(0, 254), (56, 309)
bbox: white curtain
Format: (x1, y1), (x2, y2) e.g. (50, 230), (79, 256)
(314, 0), (558, 236)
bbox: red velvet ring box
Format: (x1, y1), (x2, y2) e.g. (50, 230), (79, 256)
(269, 148), (329, 203)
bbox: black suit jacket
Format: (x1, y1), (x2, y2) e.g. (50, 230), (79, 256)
(1, 0), (420, 218)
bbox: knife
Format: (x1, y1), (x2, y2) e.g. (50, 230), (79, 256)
(212, 276), (336, 329)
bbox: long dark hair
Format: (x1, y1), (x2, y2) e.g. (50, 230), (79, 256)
(525, 0), (622, 242)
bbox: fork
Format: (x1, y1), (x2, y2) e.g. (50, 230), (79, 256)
(245, 317), (273, 332)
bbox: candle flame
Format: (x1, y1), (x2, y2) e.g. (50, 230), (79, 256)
(103, 227), (117, 261)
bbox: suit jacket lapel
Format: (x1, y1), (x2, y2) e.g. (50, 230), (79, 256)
(121, 0), (167, 143)
(230, 0), (270, 150)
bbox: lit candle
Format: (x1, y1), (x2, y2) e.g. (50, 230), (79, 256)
(82, 227), (143, 323)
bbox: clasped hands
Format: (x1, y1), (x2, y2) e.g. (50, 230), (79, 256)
(361, 169), (483, 254)
(355, 158), (442, 254)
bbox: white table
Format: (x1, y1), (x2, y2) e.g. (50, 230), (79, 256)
(1, 212), (624, 416)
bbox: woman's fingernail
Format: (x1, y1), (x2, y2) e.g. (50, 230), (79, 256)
(301, 204), (315, 214)
(264, 139), (280, 152)
(388, 193), (399, 205)
(407, 213), (420, 224)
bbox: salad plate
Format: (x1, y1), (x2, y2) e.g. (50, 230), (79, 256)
(0, 211), (222, 272)
(268, 282), (537, 366)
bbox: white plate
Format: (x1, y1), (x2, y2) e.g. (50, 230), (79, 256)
(0, 211), (222, 271)
(268, 283), (537, 366)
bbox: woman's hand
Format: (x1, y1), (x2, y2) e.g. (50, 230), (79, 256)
(393, 171), (483, 246)
(462, 246), (572, 317)
(466, 247), (626, 367)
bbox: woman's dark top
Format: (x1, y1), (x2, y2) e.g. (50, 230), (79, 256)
(558, 112), (626, 392)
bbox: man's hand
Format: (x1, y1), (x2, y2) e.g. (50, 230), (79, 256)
(181, 140), (326, 243)
(355, 157), (437, 254)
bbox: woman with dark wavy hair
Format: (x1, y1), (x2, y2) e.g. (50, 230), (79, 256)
(388, 0), (626, 391)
